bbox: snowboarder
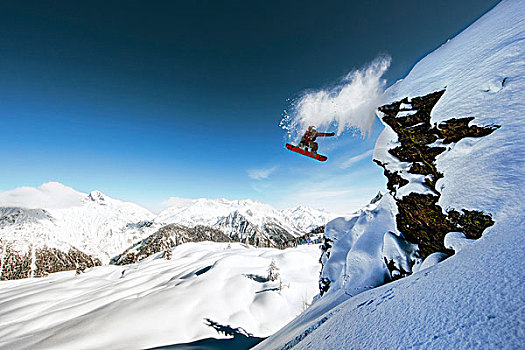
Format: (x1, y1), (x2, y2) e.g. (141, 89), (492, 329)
(285, 126), (335, 162)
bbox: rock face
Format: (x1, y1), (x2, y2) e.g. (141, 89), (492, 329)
(375, 89), (497, 270)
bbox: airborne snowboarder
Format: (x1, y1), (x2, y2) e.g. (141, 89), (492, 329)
(286, 126), (335, 162)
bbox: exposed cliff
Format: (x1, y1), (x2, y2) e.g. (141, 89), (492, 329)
(376, 89), (498, 270)
(317, 89), (500, 296)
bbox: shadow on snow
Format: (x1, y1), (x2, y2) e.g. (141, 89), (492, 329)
(147, 318), (265, 350)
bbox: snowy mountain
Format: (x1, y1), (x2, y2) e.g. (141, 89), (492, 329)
(0, 183), (156, 258)
(156, 198), (334, 244)
(109, 199), (334, 265)
(0, 183), (158, 278)
(0, 183), (334, 278)
(257, 1), (524, 348)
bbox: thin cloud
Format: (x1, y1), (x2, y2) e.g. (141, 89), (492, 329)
(0, 182), (84, 209)
(247, 166), (278, 180)
(251, 182), (271, 193)
(340, 149), (374, 169)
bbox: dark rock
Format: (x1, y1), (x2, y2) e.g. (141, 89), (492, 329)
(318, 236), (333, 296)
(319, 277), (331, 296)
(376, 89), (497, 261)
(395, 193), (455, 258)
(374, 160), (410, 194)
(384, 257), (410, 281)
(437, 117), (499, 144)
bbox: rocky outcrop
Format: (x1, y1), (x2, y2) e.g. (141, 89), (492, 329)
(376, 90), (497, 266)
(316, 90), (500, 297)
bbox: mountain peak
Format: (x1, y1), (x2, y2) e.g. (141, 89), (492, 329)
(87, 190), (106, 202)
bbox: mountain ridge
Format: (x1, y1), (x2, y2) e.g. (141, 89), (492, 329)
(0, 182), (335, 279)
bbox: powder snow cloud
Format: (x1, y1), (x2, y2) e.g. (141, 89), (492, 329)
(281, 56), (391, 140)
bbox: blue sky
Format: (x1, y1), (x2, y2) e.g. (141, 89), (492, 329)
(0, 1), (499, 214)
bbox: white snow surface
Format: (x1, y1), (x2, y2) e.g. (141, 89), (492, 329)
(0, 242), (320, 350)
(257, 1), (525, 348)
(320, 195), (400, 296)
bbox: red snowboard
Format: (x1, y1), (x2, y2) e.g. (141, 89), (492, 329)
(286, 143), (327, 162)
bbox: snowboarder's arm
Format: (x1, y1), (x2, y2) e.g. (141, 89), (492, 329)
(315, 132), (335, 137)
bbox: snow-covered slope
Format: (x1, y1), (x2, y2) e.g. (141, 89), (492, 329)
(0, 182), (156, 263)
(0, 242), (321, 350)
(156, 198), (334, 241)
(257, 0), (525, 348)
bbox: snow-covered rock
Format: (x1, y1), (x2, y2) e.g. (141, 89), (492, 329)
(318, 193), (399, 296)
(444, 231), (476, 253)
(414, 252), (449, 272)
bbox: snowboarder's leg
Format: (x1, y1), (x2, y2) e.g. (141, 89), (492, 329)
(310, 141), (318, 153)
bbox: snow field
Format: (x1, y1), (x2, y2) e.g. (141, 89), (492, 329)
(0, 242), (321, 350)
